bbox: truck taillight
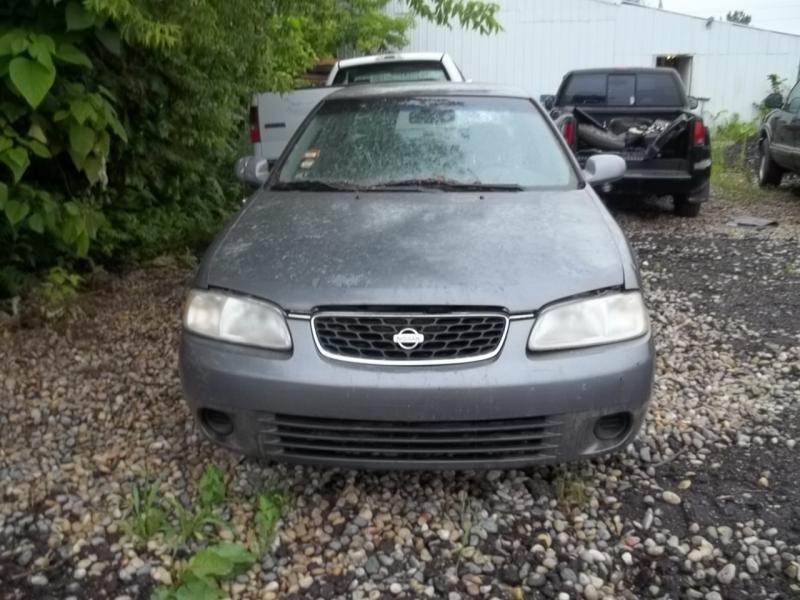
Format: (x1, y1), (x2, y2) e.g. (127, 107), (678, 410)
(692, 119), (706, 146)
(249, 105), (260, 143)
(562, 118), (576, 148)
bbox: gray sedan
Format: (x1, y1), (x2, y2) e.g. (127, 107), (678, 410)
(179, 83), (654, 469)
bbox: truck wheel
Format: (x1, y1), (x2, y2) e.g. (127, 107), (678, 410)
(673, 194), (701, 218)
(758, 140), (783, 187)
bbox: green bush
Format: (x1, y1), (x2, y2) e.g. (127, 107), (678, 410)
(709, 113), (761, 195)
(753, 73), (787, 121)
(1, 0), (500, 298)
(1, 5), (123, 294)
(713, 113), (758, 144)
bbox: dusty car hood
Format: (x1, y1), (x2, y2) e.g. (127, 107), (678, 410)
(199, 189), (627, 312)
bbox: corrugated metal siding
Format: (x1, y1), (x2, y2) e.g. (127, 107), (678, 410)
(387, 0), (800, 120)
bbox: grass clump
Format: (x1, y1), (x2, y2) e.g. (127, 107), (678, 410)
(125, 465), (232, 550)
(553, 473), (589, 507)
(125, 464), (290, 598)
(127, 479), (170, 541)
(709, 113), (768, 199)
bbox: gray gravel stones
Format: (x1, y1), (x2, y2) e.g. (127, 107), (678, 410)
(661, 491), (681, 505)
(717, 563), (736, 584)
(2, 188), (800, 598)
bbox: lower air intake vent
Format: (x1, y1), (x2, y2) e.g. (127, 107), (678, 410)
(258, 414), (562, 467)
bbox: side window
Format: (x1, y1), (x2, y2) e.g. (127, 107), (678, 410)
(560, 74), (607, 105)
(786, 83), (800, 113)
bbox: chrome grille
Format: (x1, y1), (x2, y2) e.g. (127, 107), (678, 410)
(311, 312), (509, 365)
(259, 414), (561, 467)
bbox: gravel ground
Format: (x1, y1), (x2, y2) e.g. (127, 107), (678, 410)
(1, 184), (799, 600)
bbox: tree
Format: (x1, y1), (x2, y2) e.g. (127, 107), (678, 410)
(726, 10), (752, 25)
(0, 0), (502, 296)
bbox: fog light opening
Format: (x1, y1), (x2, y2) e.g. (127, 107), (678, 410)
(200, 408), (234, 438)
(594, 412), (631, 442)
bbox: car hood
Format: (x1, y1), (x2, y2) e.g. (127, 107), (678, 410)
(200, 189), (628, 312)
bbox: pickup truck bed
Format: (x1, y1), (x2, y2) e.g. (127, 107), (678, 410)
(546, 68), (711, 217)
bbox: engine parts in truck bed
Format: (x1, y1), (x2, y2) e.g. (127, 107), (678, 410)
(575, 114), (690, 160)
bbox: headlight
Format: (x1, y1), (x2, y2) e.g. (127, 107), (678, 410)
(183, 289), (292, 350)
(528, 291), (649, 351)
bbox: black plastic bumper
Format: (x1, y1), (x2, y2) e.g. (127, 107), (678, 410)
(606, 169), (710, 199)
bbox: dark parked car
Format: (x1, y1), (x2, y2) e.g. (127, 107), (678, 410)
(541, 67), (712, 217)
(180, 83), (655, 470)
(758, 86), (799, 186)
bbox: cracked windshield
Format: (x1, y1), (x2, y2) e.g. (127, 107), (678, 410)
(278, 96), (575, 188)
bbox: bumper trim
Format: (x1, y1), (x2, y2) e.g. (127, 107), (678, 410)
(286, 312), (311, 320)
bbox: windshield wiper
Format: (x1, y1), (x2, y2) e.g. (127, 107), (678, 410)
(271, 180), (360, 192)
(366, 179), (525, 192)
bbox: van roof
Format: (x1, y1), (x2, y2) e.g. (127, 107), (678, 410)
(336, 52), (447, 69)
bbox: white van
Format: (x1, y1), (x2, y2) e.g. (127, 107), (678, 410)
(248, 53), (465, 166)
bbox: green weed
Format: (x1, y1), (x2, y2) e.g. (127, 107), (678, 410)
(457, 490), (475, 548)
(36, 267), (82, 319)
(198, 464), (226, 510)
(126, 466), (289, 598)
(126, 479), (169, 542)
(167, 499), (230, 550)
(167, 465), (230, 549)
(153, 542), (256, 600)
(125, 465), (230, 548)
(253, 489), (288, 552)
(553, 474), (589, 507)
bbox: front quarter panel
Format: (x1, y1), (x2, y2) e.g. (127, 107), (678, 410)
(586, 188), (642, 290)
(192, 194), (257, 289)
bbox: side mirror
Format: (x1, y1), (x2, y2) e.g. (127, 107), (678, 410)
(688, 96), (699, 110)
(583, 154), (626, 186)
(235, 156), (269, 187)
(540, 94), (555, 110)
(764, 92), (784, 109)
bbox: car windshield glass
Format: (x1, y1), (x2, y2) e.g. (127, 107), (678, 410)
(276, 96), (576, 189)
(560, 73), (683, 107)
(333, 62), (448, 85)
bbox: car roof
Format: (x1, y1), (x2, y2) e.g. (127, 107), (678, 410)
(336, 52), (446, 69)
(326, 82), (531, 100)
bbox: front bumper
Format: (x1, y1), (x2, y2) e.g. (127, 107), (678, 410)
(179, 319), (655, 470)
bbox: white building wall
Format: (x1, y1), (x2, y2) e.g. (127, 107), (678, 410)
(388, 0), (800, 121)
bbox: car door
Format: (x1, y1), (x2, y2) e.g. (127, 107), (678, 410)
(770, 82), (800, 168)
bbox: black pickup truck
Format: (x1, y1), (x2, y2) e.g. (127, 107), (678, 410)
(541, 68), (711, 217)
